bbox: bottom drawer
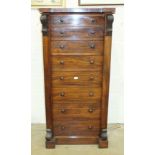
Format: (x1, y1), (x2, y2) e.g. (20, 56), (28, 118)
(53, 120), (100, 136)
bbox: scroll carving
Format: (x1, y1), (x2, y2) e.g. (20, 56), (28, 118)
(106, 14), (114, 36)
(40, 14), (48, 36)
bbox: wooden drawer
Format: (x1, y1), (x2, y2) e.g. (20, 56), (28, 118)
(50, 56), (103, 71)
(51, 27), (104, 40)
(50, 40), (104, 55)
(53, 120), (100, 136)
(50, 15), (105, 26)
(51, 71), (102, 87)
(53, 102), (100, 107)
(51, 87), (102, 102)
(53, 103), (100, 120)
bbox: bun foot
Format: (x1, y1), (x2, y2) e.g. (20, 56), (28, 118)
(46, 138), (55, 148)
(98, 138), (108, 148)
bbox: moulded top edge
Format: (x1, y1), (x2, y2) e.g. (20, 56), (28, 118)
(39, 8), (115, 14)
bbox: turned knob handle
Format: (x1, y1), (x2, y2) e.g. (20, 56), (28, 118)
(90, 31), (96, 34)
(88, 125), (93, 129)
(59, 18), (64, 23)
(89, 76), (94, 80)
(61, 126), (65, 130)
(88, 108), (93, 113)
(60, 31), (64, 35)
(89, 92), (94, 97)
(59, 44), (65, 49)
(89, 44), (95, 49)
(60, 76), (64, 80)
(61, 108), (66, 113)
(60, 92), (65, 97)
(90, 60), (94, 64)
(60, 60), (64, 65)
(91, 19), (96, 23)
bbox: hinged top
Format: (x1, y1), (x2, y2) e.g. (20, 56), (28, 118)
(39, 8), (115, 14)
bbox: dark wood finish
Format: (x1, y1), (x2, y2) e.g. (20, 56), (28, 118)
(51, 27), (104, 40)
(40, 8), (115, 148)
(50, 40), (104, 55)
(98, 139), (108, 148)
(50, 15), (105, 26)
(53, 120), (100, 136)
(39, 8), (115, 13)
(55, 136), (98, 144)
(101, 37), (112, 130)
(53, 104), (100, 120)
(40, 14), (49, 36)
(52, 87), (102, 101)
(106, 15), (114, 36)
(51, 71), (102, 87)
(50, 56), (103, 71)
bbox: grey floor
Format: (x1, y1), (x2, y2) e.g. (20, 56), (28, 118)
(32, 124), (124, 155)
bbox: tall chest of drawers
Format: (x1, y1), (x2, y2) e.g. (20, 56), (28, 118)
(40, 8), (115, 148)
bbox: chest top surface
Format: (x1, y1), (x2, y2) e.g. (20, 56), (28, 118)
(39, 8), (115, 14)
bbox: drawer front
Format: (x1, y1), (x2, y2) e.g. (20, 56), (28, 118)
(50, 41), (104, 55)
(51, 15), (105, 26)
(51, 71), (102, 87)
(51, 87), (101, 101)
(51, 27), (104, 40)
(53, 120), (100, 136)
(50, 56), (103, 71)
(53, 103), (100, 120)
(53, 102), (100, 108)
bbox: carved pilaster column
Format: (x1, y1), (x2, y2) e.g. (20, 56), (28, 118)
(106, 14), (114, 36)
(40, 14), (48, 36)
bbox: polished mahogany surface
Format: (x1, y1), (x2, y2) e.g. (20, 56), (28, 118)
(40, 8), (115, 148)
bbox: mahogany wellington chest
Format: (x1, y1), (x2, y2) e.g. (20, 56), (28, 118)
(39, 8), (115, 148)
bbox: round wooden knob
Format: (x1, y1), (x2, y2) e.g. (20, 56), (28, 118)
(88, 125), (93, 129)
(89, 76), (94, 80)
(60, 76), (64, 80)
(60, 18), (64, 23)
(91, 19), (96, 23)
(90, 31), (96, 34)
(60, 60), (64, 65)
(89, 92), (94, 96)
(61, 126), (65, 130)
(60, 31), (64, 35)
(90, 60), (94, 64)
(59, 44), (65, 49)
(90, 44), (95, 49)
(88, 108), (93, 113)
(60, 92), (65, 97)
(61, 108), (66, 113)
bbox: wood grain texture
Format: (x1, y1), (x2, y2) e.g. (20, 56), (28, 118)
(40, 8), (115, 148)
(50, 40), (104, 55)
(39, 8), (115, 13)
(42, 36), (53, 129)
(51, 87), (102, 101)
(55, 136), (98, 144)
(51, 71), (102, 87)
(101, 36), (112, 130)
(51, 27), (104, 41)
(53, 105), (100, 120)
(50, 55), (103, 71)
(50, 15), (105, 26)
(53, 120), (100, 136)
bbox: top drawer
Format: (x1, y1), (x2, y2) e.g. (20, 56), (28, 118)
(50, 15), (105, 27)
